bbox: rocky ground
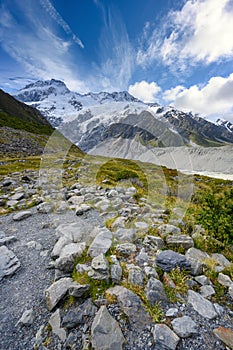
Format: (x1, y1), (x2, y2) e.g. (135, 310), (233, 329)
(0, 168), (233, 350)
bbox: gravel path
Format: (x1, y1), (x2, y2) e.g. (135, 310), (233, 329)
(0, 207), (104, 350)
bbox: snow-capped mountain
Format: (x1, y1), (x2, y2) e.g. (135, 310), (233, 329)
(216, 118), (233, 133)
(14, 79), (140, 126)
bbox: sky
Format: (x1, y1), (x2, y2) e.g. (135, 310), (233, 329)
(1, 0), (233, 122)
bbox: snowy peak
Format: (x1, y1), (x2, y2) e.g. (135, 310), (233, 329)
(216, 118), (233, 133)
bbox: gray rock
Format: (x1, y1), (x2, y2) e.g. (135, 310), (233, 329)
(11, 192), (25, 201)
(55, 242), (86, 272)
(106, 286), (152, 330)
(110, 255), (122, 283)
(68, 282), (90, 297)
(94, 199), (110, 211)
(37, 202), (54, 213)
(62, 298), (97, 329)
(214, 303), (225, 316)
(200, 285), (215, 298)
(17, 309), (34, 326)
(145, 277), (168, 304)
(212, 253), (231, 269)
(45, 277), (73, 311)
(171, 316), (198, 338)
(195, 275), (211, 286)
(128, 266), (144, 286)
(217, 273), (233, 287)
(75, 204), (91, 215)
(13, 210), (32, 221)
(111, 217), (126, 229)
(157, 224), (181, 238)
(107, 189), (118, 198)
(156, 250), (191, 272)
(89, 254), (109, 280)
(144, 266), (159, 279)
(0, 235), (17, 246)
(0, 245), (21, 281)
(166, 308), (179, 317)
(91, 305), (125, 350)
(229, 284), (233, 299)
(187, 290), (217, 319)
(114, 228), (135, 242)
(143, 235), (165, 251)
(26, 241), (43, 250)
(166, 235), (194, 250)
(135, 248), (150, 265)
(49, 309), (66, 342)
(116, 243), (137, 256)
(134, 221), (149, 229)
(152, 324), (180, 350)
(68, 195), (84, 205)
(87, 229), (112, 258)
(185, 248), (209, 276)
(6, 200), (18, 207)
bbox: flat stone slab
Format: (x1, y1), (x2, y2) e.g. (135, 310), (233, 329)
(87, 229), (112, 258)
(13, 210), (32, 221)
(45, 277), (73, 311)
(0, 245), (21, 281)
(188, 290), (217, 319)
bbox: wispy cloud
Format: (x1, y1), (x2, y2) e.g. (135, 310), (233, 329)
(39, 0), (84, 48)
(137, 0), (233, 71)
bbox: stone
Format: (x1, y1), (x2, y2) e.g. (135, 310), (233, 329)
(94, 199), (110, 211)
(89, 254), (109, 280)
(13, 210), (32, 221)
(212, 253), (231, 269)
(143, 235), (165, 251)
(116, 243), (137, 256)
(91, 305), (125, 350)
(217, 273), (233, 287)
(110, 255), (122, 283)
(166, 235), (194, 250)
(56, 201), (68, 213)
(107, 189), (118, 198)
(152, 324), (180, 350)
(195, 275), (211, 286)
(214, 303), (225, 316)
(62, 310), (85, 329)
(17, 309), (34, 326)
(200, 285), (215, 298)
(45, 277), (73, 311)
(111, 217), (126, 229)
(68, 283), (90, 297)
(128, 266), (144, 286)
(135, 248), (150, 265)
(37, 202), (54, 213)
(106, 286), (152, 330)
(6, 200), (18, 207)
(68, 195), (84, 205)
(171, 316), (198, 338)
(185, 248), (209, 276)
(0, 235), (17, 246)
(145, 277), (168, 305)
(187, 290), (217, 319)
(49, 309), (66, 342)
(144, 266), (159, 279)
(87, 229), (112, 258)
(213, 327), (233, 349)
(75, 204), (91, 215)
(114, 228), (135, 242)
(55, 242), (86, 272)
(166, 308), (179, 317)
(229, 284), (233, 299)
(157, 224), (181, 238)
(134, 221), (149, 229)
(0, 245), (21, 281)
(156, 250), (191, 272)
(11, 192), (25, 201)
(26, 241), (43, 250)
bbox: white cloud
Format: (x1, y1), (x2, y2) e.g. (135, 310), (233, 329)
(129, 81), (161, 102)
(137, 0), (233, 69)
(163, 73), (233, 121)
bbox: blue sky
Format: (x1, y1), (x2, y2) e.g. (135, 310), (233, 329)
(1, 0), (233, 121)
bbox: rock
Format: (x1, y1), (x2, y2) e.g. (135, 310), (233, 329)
(55, 242), (86, 272)
(195, 275), (211, 286)
(116, 243), (137, 256)
(110, 255), (122, 283)
(135, 248), (150, 265)
(217, 273), (233, 287)
(75, 204), (91, 215)
(17, 309), (34, 326)
(87, 229), (112, 258)
(37, 202), (54, 213)
(62, 299), (97, 329)
(213, 327), (233, 349)
(187, 290), (217, 319)
(134, 221), (149, 229)
(95, 199), (110, 211)
(13, 210), (32, 221)
(106, 286), (152, 330)
(157, 224), (181, 238)
(229, 284), (233, 299)
(214, 303), (225, 316)
(89, 254), (109, 280)
(114, 228), (135, 242)
(107, 189), (118, 198)
(91, 305), (125, 350)
(0, 235), (17, 246)
(212, 253), (231, 270)
(152, 324), (180, 350)
(6, 200), (18, 207)
(111, 217), (126, 229)
(56, 201), (68, 213)
(145, 277), (168, 304)
(128, 266), (144, 286)
(156, 250), (191, 272)
(171, 316), (198, 338)
(68, 195), (84, 206)
(68, 282), (90, 297)
(143, 235), (165, 251)
(0, 245), (21, 281)
(166, 308), (179, 317)
(11, 192), (25, 201)
(185, 248), (209, 276)
(200, 285), (215, 298)
(45, 277), (73, 311)
(49, 309), (66, 342)
(144, 266), (159, 278)
(166, 235), (194, 250)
